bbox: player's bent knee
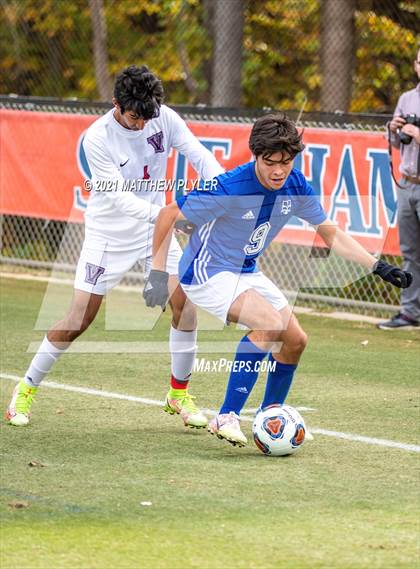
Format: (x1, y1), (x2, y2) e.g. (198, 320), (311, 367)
(291, 331), (308, 354)
(169, 290), (197, 326)
(258, 327), (285, 344)
(299, 331), (308, 351)
(181, 301), (196, 323)
(172, 302), (197, 328)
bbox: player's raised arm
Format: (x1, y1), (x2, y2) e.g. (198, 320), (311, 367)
(315, 220), (413, 288)
(142, 202), (185, 309)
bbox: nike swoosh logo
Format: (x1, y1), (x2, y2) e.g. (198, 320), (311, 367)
(120, 159), (129, 167)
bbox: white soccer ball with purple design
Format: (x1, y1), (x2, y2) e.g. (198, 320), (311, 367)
(252, 404), (306, 456)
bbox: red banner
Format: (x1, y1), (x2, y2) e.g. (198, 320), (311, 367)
(0, 109), (401, 254)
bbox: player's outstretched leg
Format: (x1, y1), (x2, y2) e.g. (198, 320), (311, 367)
(164, 277), (207, 429)
(5, 291), (103, 426)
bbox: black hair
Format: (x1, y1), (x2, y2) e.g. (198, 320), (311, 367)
(249, 113), (305, 159)
(113, 65), (164, 119)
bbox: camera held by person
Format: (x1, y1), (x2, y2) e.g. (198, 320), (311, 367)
(378, 45), (420, 330)
(396, 113), (420, 145)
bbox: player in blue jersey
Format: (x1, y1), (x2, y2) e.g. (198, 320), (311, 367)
(144, 113), (412, 447)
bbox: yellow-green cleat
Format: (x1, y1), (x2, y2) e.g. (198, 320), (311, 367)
(6, 380), (38, 426)
(164, 388), (208, 429)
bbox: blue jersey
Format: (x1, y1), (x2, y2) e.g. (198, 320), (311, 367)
(176, 161), (327, 285)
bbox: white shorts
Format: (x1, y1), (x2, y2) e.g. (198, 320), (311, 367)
(181, 271), (288, 323)
(74, 237), (182, 295)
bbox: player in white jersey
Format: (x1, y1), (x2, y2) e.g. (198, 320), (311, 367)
(6, 65), (223, 428)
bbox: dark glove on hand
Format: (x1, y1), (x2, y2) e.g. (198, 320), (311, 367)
(373, 260), (413, 289)
(174, 219), (196, 235)
(143, 269), (169, 309)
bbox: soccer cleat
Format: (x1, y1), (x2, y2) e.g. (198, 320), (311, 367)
(6, 380), (38, 426)
(208, 412), (248, 447)
(377, 313), (419, 330)
(164, 389), (208, 429)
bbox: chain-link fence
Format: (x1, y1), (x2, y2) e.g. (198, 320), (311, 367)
(0, 213), (402, 316)
(2, 0), (417, 315)
(0, 95), (402, 315)
(1, 0), (419, 112)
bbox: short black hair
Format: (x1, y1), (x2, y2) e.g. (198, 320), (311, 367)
(114, 65), (164, 119)
(249, 113), (305, 159)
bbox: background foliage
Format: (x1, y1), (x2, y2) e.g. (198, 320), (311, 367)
(1, 0), (419, 112)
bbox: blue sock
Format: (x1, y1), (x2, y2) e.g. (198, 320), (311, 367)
(261, 355), (297, 409)
(220, 336), (268, 416)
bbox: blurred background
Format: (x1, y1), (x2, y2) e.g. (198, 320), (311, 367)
(1, 0), (419, 112)
(1, 0), (419, 316)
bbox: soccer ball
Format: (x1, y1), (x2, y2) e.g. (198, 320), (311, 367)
(252, 405), (306, 456)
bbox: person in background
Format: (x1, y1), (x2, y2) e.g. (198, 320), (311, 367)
(378, 45), (420, 330)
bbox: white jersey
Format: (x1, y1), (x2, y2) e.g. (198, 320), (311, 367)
(83, 105), (224, 251)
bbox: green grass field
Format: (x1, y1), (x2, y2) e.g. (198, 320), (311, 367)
(1, 276), (419, 569)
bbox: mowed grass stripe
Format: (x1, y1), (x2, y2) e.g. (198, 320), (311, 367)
(2, 373), (419, 453)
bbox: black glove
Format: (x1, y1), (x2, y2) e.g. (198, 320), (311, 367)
(373, 260), (413, 289)
(143, 269), (169, 309)
(174, 219), (196, 235)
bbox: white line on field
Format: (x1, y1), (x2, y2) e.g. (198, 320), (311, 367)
(0, 373), (314, 415)
(1, 373), (419, 453)
(0, 373), (165, 407)
(308, 428), (420, 453)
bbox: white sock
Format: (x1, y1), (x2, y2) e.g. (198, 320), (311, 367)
(24, 336), (66, 387)
(169, 326), (197, 381)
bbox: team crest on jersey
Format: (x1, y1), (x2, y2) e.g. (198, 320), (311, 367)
(147, 131), (164, 153)
(280, 199), (292, 215)
(84, 263), (105, 285)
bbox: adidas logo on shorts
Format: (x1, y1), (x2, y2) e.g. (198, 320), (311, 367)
(242, 210), (255, 220)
